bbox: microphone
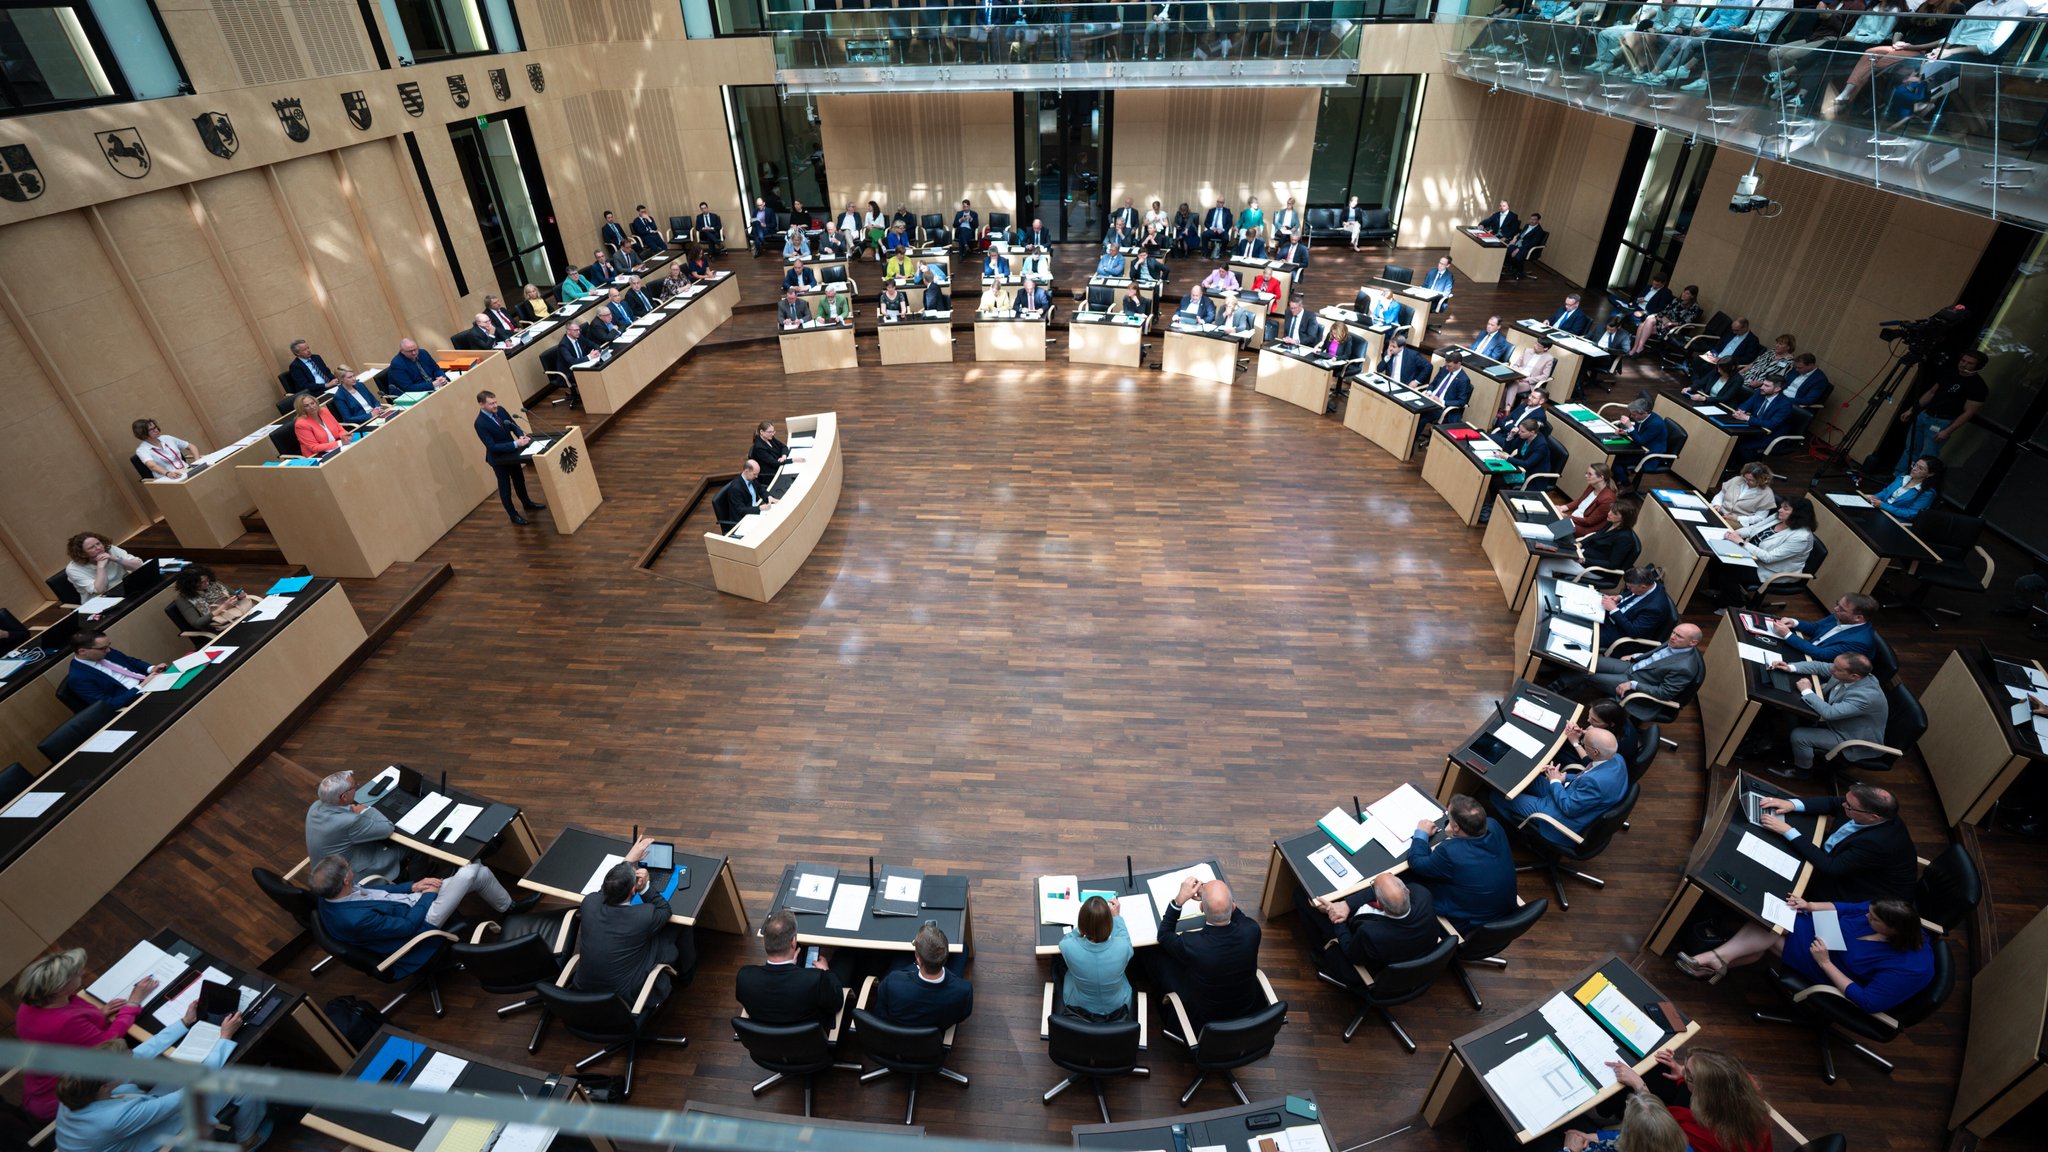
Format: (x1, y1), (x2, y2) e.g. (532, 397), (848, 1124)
(1354, 795), (1364, 821)
(1126, 855), (1134, 890)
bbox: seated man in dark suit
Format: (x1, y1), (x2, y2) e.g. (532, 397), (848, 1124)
(869, 923), (973, 1031)
(1611, 275), (1673, 333)
(1232, 232), (1267, 260)
(737, 910), (846, 1033)
(630, 205), (667, 257)
(1502, 214), (1547, 280)
(782, 259), (819, 292)
(1780, 353), (1830, 406)
(1147, 877), (1262, 1034)
(1271, 297), (1322, 348)
(556, 320), (596, 375)
(452, 313), (502, 351)
(1015, 277), (1052, 315)
(1136, 251), (1170, 284)
(1757, 783), (1917, 902)
(1401, 795), (1518, 932)
(585, 247), (625, 286)
(693, 202), (725, 256)
(1293, 873), (1443, 986)
(1769, 593), (1878, 661)
(1488, 727), (1630, 849)
(1602, 567), (1677, 642)
(583, 309), (623, 346)
(1173, 286), (1217, 326)
(778, 287), (813, 328)
(921, 276), (950, 314)
(713, 460), (773, 530)
(1378, 331), (1429, 386)
(622, 277), (657, 318)
(600, 211), (631, 257)
(309, 854), (533, 978)
(1274, 237), (1310, 282)
(1687, 317), (1762, 392)
(1612, 396), (1669, 480)
(66, 629), (165, 709)
(1420, 349), (1474, 422)
(284, 339), (335, 394)
(1728, 377), (1796, 463)
(1549, 293), (1591, 336)
(385, 339), (448, 396)
(575, 838), (695, 1010)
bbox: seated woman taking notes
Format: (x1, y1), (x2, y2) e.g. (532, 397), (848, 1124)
(174, 564), (259, 631)
(291, 392), (349, 456)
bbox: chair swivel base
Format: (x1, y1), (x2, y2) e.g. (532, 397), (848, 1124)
(753, 1066), (861, 1117)
(1179, 1068), (1250, 1108)
(1451, 956), (1509, 1010)
(492, 996), (549, 1052)
(1753, 1012), (1893, 1084)
(859, 1066), (969, 1124)
(381, 971), (450, 1019)
(1515, 861), (1605, 910)
(1044, 1069), (1149, 1123)
(573, 1035), (687, 1101)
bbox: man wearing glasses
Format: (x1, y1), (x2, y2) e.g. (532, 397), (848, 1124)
(1757, 783), (1916, 902)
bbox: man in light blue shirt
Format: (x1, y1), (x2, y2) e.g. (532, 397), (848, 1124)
(1423, 256), (1456, 315)
(57, 1005), (268, 1152)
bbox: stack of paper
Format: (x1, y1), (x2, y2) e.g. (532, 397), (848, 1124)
(1366, 784), (1444, 849)
(395, 793), (454, 835)
(395, 1051), (468, 1123)
(1538, 991), (1623, 1087)
(243, 595), (293, 622)
(1737, 831), (1800, 880)
(87, 940), (189, 1002)
(78, 596), (123, 613)
(1555, 581), (1604, 621)
(581, 853), (631, 895)
(1825, 492), (1870, 508)
(1146, 862), (1219, 926)
(1493, 724), (1546, 759)
(1119, 890), (1158, 947)
(1482, 1035), (1595, 1133)
(1511, 698), (1563, 730)
(1513, 522), (1556, 540)
(611, 329), (643, 345)
(1576, 973), (1665, 1057)
(77, 730), (136, 755)
(1736, 643), (1780, 665)
(1316, 807), (1371, 854)
(0, 791), (62, 819)
(1038, 875), (1080, 926)
(1660, 490), (1711, 510)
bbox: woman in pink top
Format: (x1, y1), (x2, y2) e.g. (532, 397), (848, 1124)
(12, 948), (160, 1121)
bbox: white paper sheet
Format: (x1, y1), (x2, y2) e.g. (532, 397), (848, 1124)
(494, 1123), (557, 1152)
(795, 871), (835, 902)
(581, 854), (631, 895)
(1737, 643), (1780, 665)
(1509, 497), (1552, 516)
(1669, 508), (1710, 524)
(1549, 618), (1595, 650)
(1, 791), (61, 818)
(87, 940), (188, 1003)
(1694, 403), (1728, 416)
(1146, 862), (1219, 925)
(1317, 807), (1372, 854)
(78, 596), (123, 613)
(166, 1021), (222, 1064)
(395, 1051), (467, 1123)
(883, 874), (923, 904)
(1514, 521), (1555, 540)
(1661, 490), (1711, 509)
(427, 802), (484, 843)
(1737, 831), (1801, 881)
(1761, 892), (1797, 931)
(242, 595), (292, 622)
(170, 651), (212, 672)
(1538, 992), (1622, 1088)
(1366, 784), (1445, 847)
(1307, 844), (1359, 891)
(152, 967), (233, 1029)
(1812, 908), (1848, 952)
(1494, 723), (1546, 759)
(1120, 890), (1159, 947)
(1482, 1035), (1596, 1134)
(825, 883), (871, 931)
(1512, 698), (1563, 730)
(1555, 581), (1604, 621)
(77, 730), (135, 754)
(393, 792), (453, 835)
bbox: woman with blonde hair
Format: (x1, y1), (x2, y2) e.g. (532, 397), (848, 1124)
(13, 948), (162, 1122)
(1606, 1047), (1773, 1152)
(1563, 1089), (1689, 1152)
(291, 391), (348, 456)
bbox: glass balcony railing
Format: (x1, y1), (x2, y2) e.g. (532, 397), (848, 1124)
(1447, 3), (2048, 228)
(761, 2), (1425, 80)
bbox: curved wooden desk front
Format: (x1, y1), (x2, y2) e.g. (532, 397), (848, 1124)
(703, 412), (843, 602)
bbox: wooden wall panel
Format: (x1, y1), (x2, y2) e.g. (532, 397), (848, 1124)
(818, 93), (1017, 219)
(1110, 88), (1317, 225)
(342, 142), (454, 332)
(276, 155), (389, 363)
(195, 170), (341, 372)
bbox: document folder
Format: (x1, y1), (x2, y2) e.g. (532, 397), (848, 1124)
(918, 875), (969, 911)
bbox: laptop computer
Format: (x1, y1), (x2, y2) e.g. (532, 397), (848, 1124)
(1993, 658), (2035, 689)
(1741, 790), (1766, 826)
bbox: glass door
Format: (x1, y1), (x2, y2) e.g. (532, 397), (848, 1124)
(446, 109), (560, 299)
(1606, 133), (1715, 297)
(1017, 91), (1109, 243)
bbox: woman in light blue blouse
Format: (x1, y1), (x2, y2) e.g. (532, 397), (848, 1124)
(1058, 894), (1134, 1021)
(1868, 455), (1944, 520)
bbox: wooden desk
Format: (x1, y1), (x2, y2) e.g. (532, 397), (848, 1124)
(1032, 858), (1226, 955)
(1067, 314), (1145, 367)
(1435, 679), (1582, 804)
(1229, 256), (1294, 313)
(238, 354), (504, 579)
(1450, 226), (1509, 283)
(502, 292), (607, 403)
(1809, 492), (1941, 610)
(1162, 327), (1244, 385)
(1422, 424), (1514, 527)
(703, 412), (843, 602)
(1696, 609), (1816, 770)
(142, 436), (278, 549)
(1075, 1094), (1331, 1151)
(576, 273), (738, 416)
(1507, 321), (1606, 401)
(305, 1027), (611, 1152)
(1434, 345), (1523, 429)
(0, 576), (184, 773)
(0, 581), (364, 979)
(778, 323), (859, 374)
(1255, 784), (1443, 919)
(877, 316), (955, 365)
(1254, 347), (1337, 415)
(1949, 903), (2048, 1139)
(1644, 772), (1827, 955)
(1343, 372), (1441, 463)
(519, 825), (749, 933)
(1923, 648), (2048, 827)
(525, 426), (601, 535)
(354, 765), (543, 874)
(974, 313), (1048, 361)
(765, 862), (973, 956)
(1659, 393), (1755, 493)
(1422, 955), (1699, 1143)
(1550, 402), (1643, 484)
(1637, 488), (1719, 613)
(1484, 493), (1576, 612)
(1512, 573), (1606, 684)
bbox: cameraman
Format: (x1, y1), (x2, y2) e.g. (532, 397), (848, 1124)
(1894, 349), (1987, 472)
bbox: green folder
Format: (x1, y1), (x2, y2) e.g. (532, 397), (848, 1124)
(393, 391), (432, 408)
(1482, 459), (1521, 473)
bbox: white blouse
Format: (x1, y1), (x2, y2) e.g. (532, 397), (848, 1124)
(134, 434), (194, 476)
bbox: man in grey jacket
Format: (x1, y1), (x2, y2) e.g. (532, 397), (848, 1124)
(1772, 653), (1889, 779)
(1563, 623), (1706, 721)
(305, 770), (405, 881)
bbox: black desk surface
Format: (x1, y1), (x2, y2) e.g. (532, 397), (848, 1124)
(1644, 487), (1719, 559)
(1448, 679), (1584, 799)
(1663, 392), (1767, 439)
(1070, 312), (1148, 329)
(0, 580), (340, 868)
(0, 569), (176, 708)
(1262, 343), (1344, 372)
(1815, 491), (1943, 563)
(310, 1026), (557, 1150)
(1355, 372), (1443, 415)
(368, 774), (518, 866)
(1722, 609), (1819, 719)
(766, 862), (970, 952)
(1163, 323), (1251, 345)
(1966, 646), (2048, 762)
(1313, 306), (1397, 338)
(1527, 574), (1603, 672)
(1686, 772), (1828, 918)
(1453, 955), (1693, 1142)
(1436, 344), (1521, 379)
(1031, 858), (1226, 953)
(1074, 1094), (1329, 1150)
(1276, 786), (1443, 903)
(521, 825), (726, 923)
(90, 926), (304, 1061)
(875, 311), (950, 326)
(1550, 406), (1644, 458)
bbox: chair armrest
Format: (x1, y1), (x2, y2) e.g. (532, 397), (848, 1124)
(1621, 690), (1683, 712)
(555, 955), (580, 986)
(1518, 810), (1587, 846)
(631, 964), (675, 1015)
(283, 857), (312, 883)
(826, 986), (850, 1045)
(1257, 969), (1280, 1006)
(942, 1022), (958, 1048)
(1040, 981), (1054, 1041)
(1635, 451), (1678, 472)
(1762, 433), (1806, 456)
(1605, 636), (1659, 656)
(1136, 992), (1149, 1051)
(375, 929), (459, 973)
(469, 921), (501, 945)
(1823, 738), (1903, 761)
(1788, 981), (1899, 1029)
(856, 974), (877, 1012)
(1573, 566), (1625, 584)
(1438, 916), (1464, 943)
(1163, 991), (1197, 1047)
(1597, 403), (1627, 417)
(551, 908), (579, 955)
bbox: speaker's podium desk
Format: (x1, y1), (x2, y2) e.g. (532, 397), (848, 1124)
(521, 426), (601, 534)
(705, 412), (843, 602)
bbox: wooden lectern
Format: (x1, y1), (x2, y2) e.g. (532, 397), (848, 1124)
(529, 426), (601, 534)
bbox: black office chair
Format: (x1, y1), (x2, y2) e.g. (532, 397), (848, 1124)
(1382, 264), (1414, 285)
(1041, 993), (1148, 1123)
(53, 677), (92, 715)
(1793, 1138), (1846, 1152)
(1358, 208), (1395, 246)
(821, 264), (849, 285)
(0, 762), (30, 806)
(268, 424), (303, 459)
(849, 984), (969, 1124)
(1758, 406), (1816, 478)
(1816, 680), (1925, 780)
(1162, 971), (1287, 1106)
(1751, 537), (1829, 611)
(1352, 288), (1374, 314)
(919, 213), (946, 247)
(163, 602), (216, 645)
(1888, 510), (1992, 628)
(1664, 310), (1732, 369)
(1512, 782), (1639, 910)
(309, 899), (460, 1018)
(1755, 936), (1953, 1083)
(45, 572), (80, 606)
(985, 211), (1012, 242)
(251, 867), (333, 975)
(1869, 630), (1900, 683)
(450, 910), (578, 1052)
(127, 456), (155, 482)
(38, 701), (114, 763)
(1445, 899), (1549, 1010)
(1086, 284), (1114, 312)
(1913, 842), (1982, 938)
(1314, 935), (1456, 1050)
(533, 960), (687, 1101)
(1628, 420), (1688, 493)
(733, 1016), (859, 1118)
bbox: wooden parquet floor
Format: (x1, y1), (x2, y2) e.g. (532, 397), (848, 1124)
(23, 245), (2048, 1152)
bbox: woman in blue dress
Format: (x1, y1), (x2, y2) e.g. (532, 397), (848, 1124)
(1676, 896), (1934, 1013)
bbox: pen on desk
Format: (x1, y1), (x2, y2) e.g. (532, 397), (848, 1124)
(1504, 1032), (1530, 1044)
